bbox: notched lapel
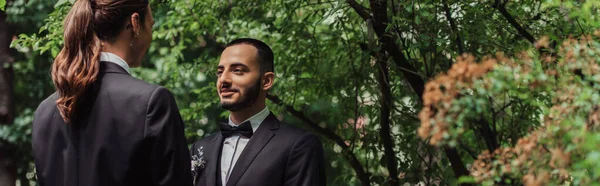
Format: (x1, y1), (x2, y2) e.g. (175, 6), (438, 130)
(204, 134), (223, 186)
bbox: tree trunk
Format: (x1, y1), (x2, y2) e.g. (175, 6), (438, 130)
(376, 56), (399, 185)
(0, 7), (17, 186)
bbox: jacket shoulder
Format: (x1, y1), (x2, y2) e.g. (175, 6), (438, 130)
(34, 92), (59, 122)
(190, 133), (220, 154)
(277, 122), (316, 138)
(100, 74), (160, 97)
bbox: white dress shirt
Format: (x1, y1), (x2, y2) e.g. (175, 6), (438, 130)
(221, 107), (270, 186)
(100, 52), (131, 74)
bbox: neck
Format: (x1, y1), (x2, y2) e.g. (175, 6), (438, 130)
(101, 40), (137, 67)
(229, 101), (266, 125)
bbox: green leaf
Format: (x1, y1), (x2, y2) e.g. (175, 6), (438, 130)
(458, 176), (476, 184)
(51, 47), (60, 58)
(55, 0), (69, 8)
(0, 0), (5, 11)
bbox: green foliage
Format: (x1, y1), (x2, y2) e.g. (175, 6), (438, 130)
(419, 9), (600, 186)
(0, 109), (33, 148)
(460, 36), (600, 185)
(7, 0), (600, 185)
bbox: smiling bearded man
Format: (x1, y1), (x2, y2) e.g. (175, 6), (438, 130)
(190, 38), (326, 186)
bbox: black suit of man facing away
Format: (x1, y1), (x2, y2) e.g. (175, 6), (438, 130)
(32, 1), (192, 185)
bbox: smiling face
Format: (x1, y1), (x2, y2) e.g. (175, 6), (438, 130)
(216, 44), (263, 111)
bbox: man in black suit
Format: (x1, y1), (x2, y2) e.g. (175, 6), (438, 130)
(33, 63), (193, 186)
(32, 1), (192, 185)
(190, 38), (326, 186)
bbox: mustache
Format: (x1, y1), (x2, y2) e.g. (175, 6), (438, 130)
(219, 84), (239, 92)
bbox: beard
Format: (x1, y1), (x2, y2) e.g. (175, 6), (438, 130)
(220, 78), (261, 112)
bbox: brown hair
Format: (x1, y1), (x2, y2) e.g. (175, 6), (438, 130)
(52, 0), (148, 123)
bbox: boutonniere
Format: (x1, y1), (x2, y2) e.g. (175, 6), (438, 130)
(191, 146), (206, 184)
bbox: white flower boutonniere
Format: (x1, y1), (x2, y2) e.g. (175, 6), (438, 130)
(191, 146), (206, 184)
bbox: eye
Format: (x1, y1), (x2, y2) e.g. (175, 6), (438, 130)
(233, 69), (243, 74)
(216, 70), (223, 76)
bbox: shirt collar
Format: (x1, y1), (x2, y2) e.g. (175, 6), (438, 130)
(100, 52), (131, 74)
(228, 107), (270, 133)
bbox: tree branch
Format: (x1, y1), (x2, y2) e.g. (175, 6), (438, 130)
(491, 100), (498, 143)
(493, 0), (535, 44)
(366, 0), (424, 100)
(459, 142), (478, 159)
(360, 1), (471, 184)
(347, 0), (370, 20)
(473, 98), (499, 153)
(442, 0), (465, 55)
(375, 50), (399, 186)
(267, 94), (371, 186)
(0, 6), (17, 186)
(443, 147), (471, 185)
(359, 41), (404, 185)
(0, 5), (14, 125)
(475, 118), (499, 153)
(349, 1), (425, 98)
(494, 100), (515, 117)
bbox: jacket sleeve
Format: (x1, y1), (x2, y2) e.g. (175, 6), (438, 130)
(284, 132), (326, 186)
(145, 86), (193, 186)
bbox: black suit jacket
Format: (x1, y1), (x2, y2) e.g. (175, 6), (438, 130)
(190, 113), (326, 186)
(32, 62), (193, 186)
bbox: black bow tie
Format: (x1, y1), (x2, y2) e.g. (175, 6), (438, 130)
(220, 121), (253, 138)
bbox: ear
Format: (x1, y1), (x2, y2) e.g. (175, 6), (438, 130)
(262, 72), (275, 91)
(130, 13), (141, 36)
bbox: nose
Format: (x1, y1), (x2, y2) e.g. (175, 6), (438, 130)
(218, 71), (232, 87)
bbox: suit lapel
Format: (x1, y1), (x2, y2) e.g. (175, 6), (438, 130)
(206, 133), (223, 186)
(226, 113), (279, 186)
